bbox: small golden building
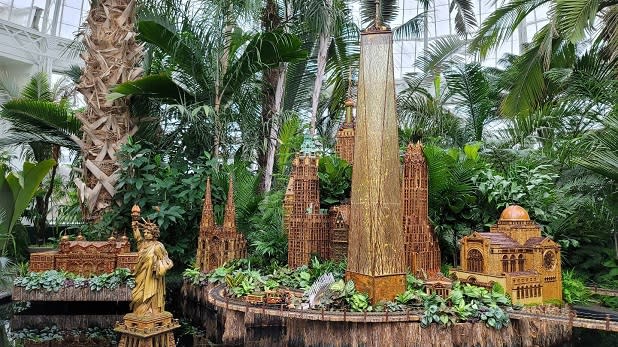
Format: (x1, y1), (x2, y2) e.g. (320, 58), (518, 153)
(29, 235), (137, 276)
(451, 205), (562, 304)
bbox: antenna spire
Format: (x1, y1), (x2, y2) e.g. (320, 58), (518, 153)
(374, 0), (382, 28)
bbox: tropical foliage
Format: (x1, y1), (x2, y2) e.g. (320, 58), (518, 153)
(0, 160), (55, 256)
(13, 268), (135, 292)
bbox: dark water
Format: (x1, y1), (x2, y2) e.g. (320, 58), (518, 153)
(2, 289), (618, 346)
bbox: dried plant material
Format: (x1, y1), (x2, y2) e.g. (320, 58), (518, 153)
(75, 0), (143, 222)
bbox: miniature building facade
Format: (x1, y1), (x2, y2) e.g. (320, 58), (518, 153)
(334, 98), (356, 165)
(29, 235), (137, 276)
(284, 141), (442, 281)
(196, 177), (247, 273)
(329, 204), (351, 262)
(285, 151), (330, 268)
(451, 205), (563, 304)
(402, 143), (441, 278)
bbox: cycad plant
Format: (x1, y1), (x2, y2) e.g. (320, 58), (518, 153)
(0, 72), (80, 244)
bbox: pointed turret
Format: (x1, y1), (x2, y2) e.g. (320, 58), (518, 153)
(223, 176), (236, 234)
(199, 177), (216, 236)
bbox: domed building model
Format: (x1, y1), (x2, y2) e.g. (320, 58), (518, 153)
(451, 205), (562, 305)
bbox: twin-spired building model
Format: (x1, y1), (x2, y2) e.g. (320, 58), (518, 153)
(196, 177), (247, 273)
(451, 205), (562, 304)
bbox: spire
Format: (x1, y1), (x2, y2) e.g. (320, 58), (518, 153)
(200, 177), (215, 235)
(300, 132), (320, 155)
(223, 176), (236, 234)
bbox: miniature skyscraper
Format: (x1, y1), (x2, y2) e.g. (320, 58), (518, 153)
(286, 135), (329, 268)
(402, 143), (441, 276)
(345, 22), (406, 303)
(335, 98), (356, 165)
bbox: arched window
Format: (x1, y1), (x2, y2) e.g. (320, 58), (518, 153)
(518, 254), (525, 271)
(502, 255), (509, 273)
(510, 255), (516, 272)
(467, 249), (484, 273)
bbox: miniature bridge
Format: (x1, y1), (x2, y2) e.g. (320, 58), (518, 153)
(508, 308), (618, 333)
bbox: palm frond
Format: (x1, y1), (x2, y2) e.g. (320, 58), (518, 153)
(21, 72), (52, 101)
(450, 0), (477, 36)
(222, 31), (307, 100)
(359, 0), (399, 27)
(109, 74), (195, 103)
(393, 12), (425, 40)
(62, 65), (83, 85)
(416, 36), (466, 73)
(499, 40), (546, 117)
(470, 0), (549, 58)
(555, 0), (600, 43)
(0, 99), (81, 150)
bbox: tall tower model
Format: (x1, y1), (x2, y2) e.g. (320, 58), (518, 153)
(346, 26), (406, 303)
(335, 98), (356, 165)
(196, 178), (214, 271)
(402, 143), (441, 277)
(196, 177), (247, 272)
(286, 136), (330, 268)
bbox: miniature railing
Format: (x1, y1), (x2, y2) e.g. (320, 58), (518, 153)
(205, 284), (422, 323)
(508, 309), (618, 332)
(187, 283), (618, 331)
(586, 285), (618, 297)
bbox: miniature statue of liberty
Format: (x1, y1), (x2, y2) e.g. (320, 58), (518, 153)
(130, 205), (173, 315)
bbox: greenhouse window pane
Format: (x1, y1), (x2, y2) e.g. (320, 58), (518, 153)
(64, 0), (85, 8)
(61, 6), (81, 27)
(59, 23), (78, 38)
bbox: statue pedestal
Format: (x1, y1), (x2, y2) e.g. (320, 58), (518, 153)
(115, 311), (180, 347)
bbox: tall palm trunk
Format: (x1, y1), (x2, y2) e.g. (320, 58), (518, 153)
(309, 30), (331, 135)
(260, 0), (286, 193)
(309, 0), (333, 135)
(75, 0), (143, 223)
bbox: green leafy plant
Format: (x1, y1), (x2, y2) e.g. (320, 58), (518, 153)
(562, 269), (591, 305)
(13, 268), (135, 293)
(0, 160), (55, 254)
(317, 154), (352, 208)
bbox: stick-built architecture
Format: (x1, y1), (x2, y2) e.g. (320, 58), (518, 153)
(29, 234), (137, 276)
(451, 205), (563, 304)
(284, 23), (445, 302)
(196, 177), (247, 273)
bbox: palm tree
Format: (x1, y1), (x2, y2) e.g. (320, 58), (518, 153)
(470, 0), (618, 117)
(575, 111), (618, 181)
(110, 0), (307, 194)
(0, 72), (80, 243)
(75, 0), (144, 223)
(396, 35), (501, 146)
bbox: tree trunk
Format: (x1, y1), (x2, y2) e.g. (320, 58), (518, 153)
(259, 0), (285, 193)
(34, 145), (59, 244)
(309, 0), (333, 135)
(310, 32), (331, 135)
(74, 0), (143, 223)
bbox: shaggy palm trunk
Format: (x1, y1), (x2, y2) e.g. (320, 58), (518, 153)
(75, 0), (143, 223)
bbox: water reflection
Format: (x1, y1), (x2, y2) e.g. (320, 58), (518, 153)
(0, 301), (219, 347)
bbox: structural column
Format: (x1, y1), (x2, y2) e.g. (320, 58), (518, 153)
(346, 28), (405, 303)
